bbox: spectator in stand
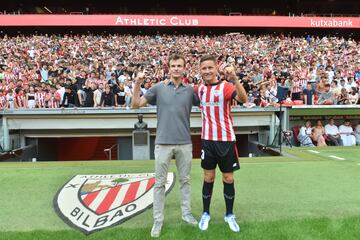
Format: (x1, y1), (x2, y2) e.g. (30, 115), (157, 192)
(124, 79), (134, 109)
(83, 82), (96, 107)
(14, 88), (26, 109)
(265, 82), (279, 106)
(0, 89), (6, 109)
(76, 70), (87, 106)
(26, 85), (36, 109)
(114, 82), (126, 107)
(45, 85), (61, 108)
(348, 87), (359, 104)
(339, 79), (348, 92)
(0, 80), (6, 92)
(311, 119), (327, 147)
(339, 119), (356, 146)
(298, 120), (315, 147)
(35, 86), (47, 108)
(355, 68), (360, 82)
(346, 77), (357, 90)
(100, 84), (115, 107)
(355, 123), (360, 145)
(5, 89), (15, 109)
(259, 85), (270, 107)
(284, 77), (293, 94)
(55, 83), (65, 104)
(317, 84), (337, 105)
(324, 118), (343, 146)
(93, 83), (104, 107)
(330, 80), (341, 98)
(61, 85), (77, 108)
(291, 76), (302, 101)
(108, 73), (119, 92)
(316, 77), (326, 94)
(303, 82), (315, 105)
(40, 64), (49, 83)
(115, 64), (124, 80)
(337, 88), (351, 105)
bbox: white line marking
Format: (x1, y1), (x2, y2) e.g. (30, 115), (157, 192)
(307, 150), (320, 154)
(329, 155), (345, 161)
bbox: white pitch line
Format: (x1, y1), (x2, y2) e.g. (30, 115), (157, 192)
(329, 155), (345, 161)
(307, 150), (320, 154)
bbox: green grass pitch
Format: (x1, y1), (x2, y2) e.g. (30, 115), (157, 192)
(1, 146), (360, 240)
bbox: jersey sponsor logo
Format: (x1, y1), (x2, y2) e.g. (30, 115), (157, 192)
(214, 90), (221, 97)
(54, 173), (175, 234)
(200, 101), (220, 107)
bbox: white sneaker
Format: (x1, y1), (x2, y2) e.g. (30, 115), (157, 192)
(224, 214), (240, 232)
(182, 214), (198, 225)
(150, 221), (163, 238)
(198, 212), (210, 231)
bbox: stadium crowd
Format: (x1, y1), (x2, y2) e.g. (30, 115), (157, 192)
(0, 33), (359, 110)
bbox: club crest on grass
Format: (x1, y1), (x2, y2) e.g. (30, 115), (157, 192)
(54, 173), (175, 234)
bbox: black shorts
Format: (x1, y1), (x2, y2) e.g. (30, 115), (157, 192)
(201, 140), (240, 173)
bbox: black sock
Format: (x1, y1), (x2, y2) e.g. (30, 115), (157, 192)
(202, 181), (214, 214)
(223, 181), (235, 216)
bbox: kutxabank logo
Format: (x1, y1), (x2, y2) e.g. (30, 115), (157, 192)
(54, 173), (175, 234)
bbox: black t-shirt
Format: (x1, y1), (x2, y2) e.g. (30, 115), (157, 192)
(62, 91), (76, 106)
(83, 87), (94, 107)
(303, 88), (315, 105)
(115, 69), (123, 79)
(76, 77), (86, 91)
(241, 79), (251, 93)
(100, 92), (115, 107)
(114, 88), (126, 105)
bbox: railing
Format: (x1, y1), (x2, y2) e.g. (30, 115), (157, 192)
(104, 144), (118, 160)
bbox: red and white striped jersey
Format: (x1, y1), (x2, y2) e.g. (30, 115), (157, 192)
(15, 94), (26, 108)
(28, 73), (39, 81)
(292, 80), (303, 93)
(46, 93), (61, 108)
(0, 95), (6, 109)
(35, 92), (47, 108)
(4, 73), (16, 84)
(196, 81), (237, 142)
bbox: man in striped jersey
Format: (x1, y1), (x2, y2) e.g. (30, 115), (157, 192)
(196, 55), (247, 233)
(132, 54), (199, 238)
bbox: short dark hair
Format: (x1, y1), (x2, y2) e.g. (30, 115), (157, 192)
(168, 54), (186, 67)
(200, 55), (217, 64)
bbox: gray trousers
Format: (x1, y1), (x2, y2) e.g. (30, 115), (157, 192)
(327, 134), (343, 146)
(153, 144), (193, 223)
